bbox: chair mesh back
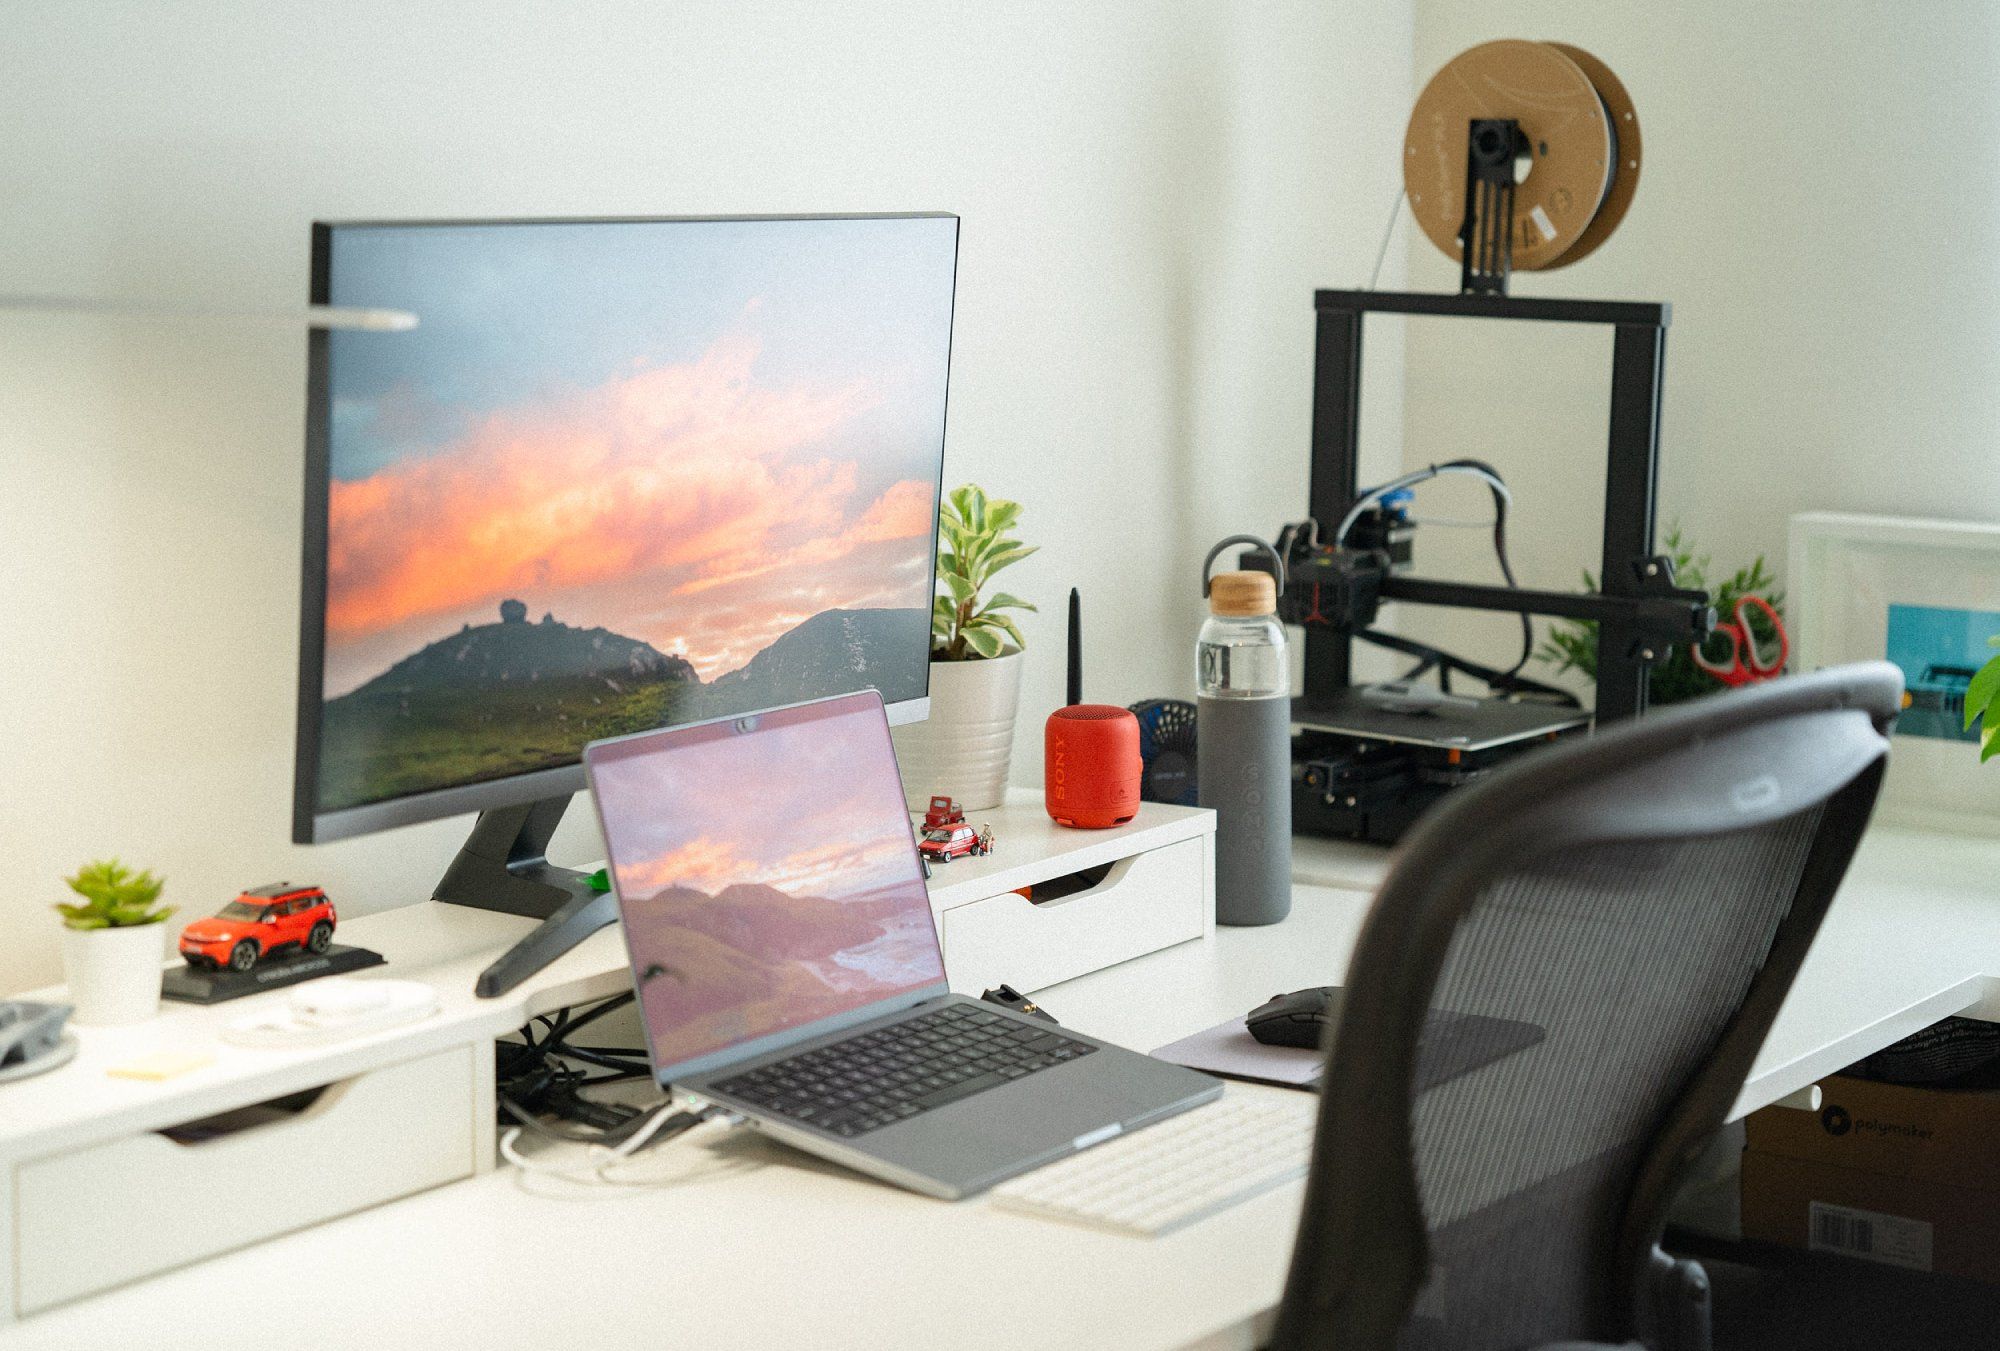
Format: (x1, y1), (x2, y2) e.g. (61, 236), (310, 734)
(1399, 805), (1823, 1350)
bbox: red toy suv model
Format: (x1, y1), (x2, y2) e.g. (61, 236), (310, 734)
(179, 884), (337, 973)
(918, 822), (989, 865)
(923, 796), (965, 830)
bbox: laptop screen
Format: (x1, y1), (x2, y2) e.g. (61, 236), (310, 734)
(587, 691), (948, 1082)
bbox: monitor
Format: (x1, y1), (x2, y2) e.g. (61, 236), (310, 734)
(587, 690), (945, 1083)
(293, 214), (959, 994)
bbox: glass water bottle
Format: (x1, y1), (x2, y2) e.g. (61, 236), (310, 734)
(1197, 565), (1292, 926)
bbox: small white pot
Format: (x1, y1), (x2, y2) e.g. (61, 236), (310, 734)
(892, 649), (1025, 812)
(60, 922), (168, 1027)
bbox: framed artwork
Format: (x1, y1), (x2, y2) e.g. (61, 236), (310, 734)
(1789, 512), (2000, 833)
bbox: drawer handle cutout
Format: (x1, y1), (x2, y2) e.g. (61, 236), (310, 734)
(156, 1081), (349, 1146)
(1027, 858), (1133, 907)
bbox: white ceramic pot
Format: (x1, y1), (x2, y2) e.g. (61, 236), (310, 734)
(892, 649), (1024, 812)
(60, 922), (168, 1027)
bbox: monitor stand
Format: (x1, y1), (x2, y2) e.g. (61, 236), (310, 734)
(432, 796), (619, 998)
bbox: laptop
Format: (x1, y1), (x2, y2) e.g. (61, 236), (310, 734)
(584, 689), (1220, 1199)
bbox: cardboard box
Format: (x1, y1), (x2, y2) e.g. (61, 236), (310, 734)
(1742, 1074), (2000, 1282)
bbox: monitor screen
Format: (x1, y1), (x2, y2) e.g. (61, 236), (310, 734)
(296, 214), (957, 842)
(587, 692), (946, 1081)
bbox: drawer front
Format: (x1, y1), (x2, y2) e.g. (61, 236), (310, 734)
(941, 835), (1209, 993)
(15, 1045), (476, 1314)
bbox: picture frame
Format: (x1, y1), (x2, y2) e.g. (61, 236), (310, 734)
(1789, 512), (2000, 834)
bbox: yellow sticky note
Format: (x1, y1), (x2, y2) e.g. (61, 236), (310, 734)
(108, 1050), (216, 1081)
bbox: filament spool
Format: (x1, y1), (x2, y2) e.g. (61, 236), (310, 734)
(1404, 39), (1641, 273)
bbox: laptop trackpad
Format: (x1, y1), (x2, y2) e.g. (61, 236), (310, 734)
(855, 1043), (1220, 1198)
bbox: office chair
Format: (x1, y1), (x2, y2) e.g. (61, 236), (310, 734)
(1269, 662), (1903, 1351)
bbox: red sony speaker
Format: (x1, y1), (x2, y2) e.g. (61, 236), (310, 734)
(1045, 704), (1141, 828)
(1044, 588), (1141, 828)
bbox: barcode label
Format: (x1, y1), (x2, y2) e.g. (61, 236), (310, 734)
(1808, 1201), (1933, 1271)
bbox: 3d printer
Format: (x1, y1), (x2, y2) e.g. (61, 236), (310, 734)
(1258, 41), (1717, 844)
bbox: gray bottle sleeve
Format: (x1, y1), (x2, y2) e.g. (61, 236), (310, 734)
(1197, 694), (1293, 926)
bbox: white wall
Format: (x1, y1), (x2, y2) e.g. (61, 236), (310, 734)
(0, 0), (1412, 995)
(1396, 2), (2000, 690)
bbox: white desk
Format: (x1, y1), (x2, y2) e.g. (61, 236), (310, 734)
(1297, 828), (2000, 1121)
(10, 826), (2000, 1351)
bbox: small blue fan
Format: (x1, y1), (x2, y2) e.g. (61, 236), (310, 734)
(1128, 699), (1199, 806)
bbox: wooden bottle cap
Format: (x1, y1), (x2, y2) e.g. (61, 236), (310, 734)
(1210, 571), (1277, 617)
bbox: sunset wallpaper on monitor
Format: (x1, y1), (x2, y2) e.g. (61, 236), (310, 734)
(591, 696), (945, 1073)
(311, 216), (956, 812)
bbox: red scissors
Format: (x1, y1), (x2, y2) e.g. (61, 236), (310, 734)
(1691, 596), (1788, 687)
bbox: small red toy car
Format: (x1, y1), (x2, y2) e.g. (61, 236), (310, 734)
(179, 884), (337, 973)
(918, 822), (991, 865)
(923, 796), (966, 830)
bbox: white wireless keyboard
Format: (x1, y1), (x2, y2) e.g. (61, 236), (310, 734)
(990, 1090), (1318, 1237)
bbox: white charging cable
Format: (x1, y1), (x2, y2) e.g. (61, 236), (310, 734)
(500, 1099), (716, 1186)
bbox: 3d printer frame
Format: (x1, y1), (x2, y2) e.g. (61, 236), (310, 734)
(1300, 288), (1711, 722)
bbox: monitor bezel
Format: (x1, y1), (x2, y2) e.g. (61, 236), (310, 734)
(293, 213), (957, 846)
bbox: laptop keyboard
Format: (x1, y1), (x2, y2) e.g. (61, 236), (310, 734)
(711, 1003), (1096, 1138)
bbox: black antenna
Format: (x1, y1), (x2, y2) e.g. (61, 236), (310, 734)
(1066, 588), (1082, 706)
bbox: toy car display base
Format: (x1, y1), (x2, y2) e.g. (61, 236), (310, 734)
(161, 945), (386, 1005)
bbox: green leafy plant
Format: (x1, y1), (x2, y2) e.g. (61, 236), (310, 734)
(1536, 523), (1785, 706)
(933, 484), (1038, 660)
(1961, 640), (2000, 761)
(55, 859), (173, 930)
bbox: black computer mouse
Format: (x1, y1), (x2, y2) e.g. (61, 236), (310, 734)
(1245, 986), (1343, 1049)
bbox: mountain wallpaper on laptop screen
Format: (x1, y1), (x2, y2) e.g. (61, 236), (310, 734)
(592, 699), (946, 1071)
(315, 216), (955, 812)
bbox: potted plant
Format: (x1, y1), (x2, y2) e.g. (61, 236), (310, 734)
(891, 484), (1038, 812)
(1538, 524), (1785, 705)
(55, 859), (174, 1026)
(1961, 642), (2000, 759)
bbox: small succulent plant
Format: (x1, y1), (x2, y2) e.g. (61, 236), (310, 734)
(55, 859), (173, 930)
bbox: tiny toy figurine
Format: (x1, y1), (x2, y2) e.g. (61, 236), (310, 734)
(179, 883), (337, 973)
(977, 824), (995, 854)
(918, 820), (992, 866)
(922, 795), (966, 830)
